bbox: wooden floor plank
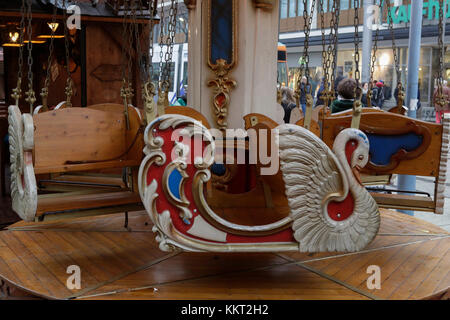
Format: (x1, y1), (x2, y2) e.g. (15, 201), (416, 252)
(1, 232), (68, 298)
(78, 263), (368, 300)
(389, 239), (448, 299)
(0, 234), (53, 297)
(27, 231), (101, 290)
(0, 209), (448, 300)
(409, 247), (450, 299)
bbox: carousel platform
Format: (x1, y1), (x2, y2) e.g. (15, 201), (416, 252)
(0, 209), (448, 300)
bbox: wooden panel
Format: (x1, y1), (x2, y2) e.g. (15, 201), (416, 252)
(166, 106), (212, 129)
(0, 209), (448, 300)
(371, 193), (436, 212)
(36, 191), (141, 217)
(322, 112), (443, 177)
(34, 108), (127, 168)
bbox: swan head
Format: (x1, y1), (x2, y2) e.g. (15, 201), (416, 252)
(333, 128), (370, 185)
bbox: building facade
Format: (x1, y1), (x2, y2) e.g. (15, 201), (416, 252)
(279, 0), (450, 108)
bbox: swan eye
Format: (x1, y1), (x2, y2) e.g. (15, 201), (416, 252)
(358, 155), (364, 161)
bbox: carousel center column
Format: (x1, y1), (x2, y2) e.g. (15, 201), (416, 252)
(186, 0), (283, 130)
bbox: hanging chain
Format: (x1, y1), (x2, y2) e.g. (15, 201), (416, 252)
(120, 0), (136, 130)
(143, 0), (158, 125)
(319, 0), (330, 107)
(41, 3), (58, 111)
(63, 0), (73, 107)
(295, 0), (316, 129)
(436, 0), (447, 115)
(352, 0), (362, 129)
(163, 0), (178, 83)
(367, 1), (381, 108)
(329, 0), (340, 103)
(386, 0), (404, 110)
(295, 0), (316, 105)
(24, 0), (36, 114)
(157, 0), (178, 114)
(158, 0), (166, 84)
(11, 0), (26, 105)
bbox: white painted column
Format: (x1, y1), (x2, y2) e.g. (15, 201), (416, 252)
(187, 0), (284, 129)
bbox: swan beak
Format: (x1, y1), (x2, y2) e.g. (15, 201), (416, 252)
(352, 165), (364, 187)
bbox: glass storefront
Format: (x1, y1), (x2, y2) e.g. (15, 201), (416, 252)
(287, 46), (440, 107)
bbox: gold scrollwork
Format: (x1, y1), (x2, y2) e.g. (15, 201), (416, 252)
(207, 0), (238, 131)
(143, 81), (157, 125)
(207, 59), (237, 131)
(252, 0), (275, 10)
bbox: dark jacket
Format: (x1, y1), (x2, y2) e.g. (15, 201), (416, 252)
(372, 87), (385, 108)
(331, 99), (354, 114)
(281, 101), (297, 123)
(316, 83), (325, 106)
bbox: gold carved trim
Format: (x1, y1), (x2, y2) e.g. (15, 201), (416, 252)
(252, 0), (275, 10)
(206, 0), (238, 131)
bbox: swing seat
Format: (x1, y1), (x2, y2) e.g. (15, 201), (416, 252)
(8, 103), (144, 222)
(322, 111), (450, 214)
(138, 110), (381, 253)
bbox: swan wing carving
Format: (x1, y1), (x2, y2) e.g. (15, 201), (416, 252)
(8, 105), (37, 222)
(277, 124), (380, 252)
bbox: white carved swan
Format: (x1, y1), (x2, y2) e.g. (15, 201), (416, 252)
(277, 124), (380, 252)
(8, 105), (37, 222)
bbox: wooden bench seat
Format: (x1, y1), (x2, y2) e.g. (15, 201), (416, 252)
(36, 191), (141, 218)
(370, 193), (436, 212)
(8, 103), (144, 222)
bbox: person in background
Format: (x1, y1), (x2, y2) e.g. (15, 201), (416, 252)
(299, 76), (307, 115)
(280, 86), (297, 123)
(433, 80), (450, 123)
(361, 82), (369, 108)
(334, 74), (346, 93)
(315, 77), (326, 107)
(330, 78), (358, 113)
(372, 81), (385, 108)
(393, 81), (403, 105)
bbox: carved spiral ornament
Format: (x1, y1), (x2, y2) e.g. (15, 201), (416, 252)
(8, 105), (37, 222)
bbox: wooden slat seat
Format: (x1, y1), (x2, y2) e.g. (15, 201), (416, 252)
(370, 193), (435, 212)
(36, 191), (141, 217)
(9, 104), (144, 222)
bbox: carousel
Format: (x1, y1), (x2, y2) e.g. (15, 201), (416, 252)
(0, 0), (449, 300)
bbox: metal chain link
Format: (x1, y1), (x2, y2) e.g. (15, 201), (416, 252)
(367, 1), (381, 108)
(24, 0), (36, 113)
(163, 0), (178, 84)
(319, 0), (330, 106)
(147, 0), (157, 81)
(295, 0), (316, 99)
(41, 2), (58, 110)
(352, 0), (362, 129)
(329, 0), (340, 102)
(353, 0), (360, 86)
(385, 0), (404, 110)
(436, 0), (447, 114)
(63, 0), (73, 107)
(11, 0), (26, 105)
(158, 0), (166, 83)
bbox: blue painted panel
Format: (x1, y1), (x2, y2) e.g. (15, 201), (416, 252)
(210, 0), (233, 64)
(367, 133), (423, 165)
(168, 169), (183, 200)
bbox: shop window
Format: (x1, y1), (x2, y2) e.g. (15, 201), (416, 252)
(297, 0), (305, 16)
(281, 0), (288, 18)
(342, 0), (351, 10)
(289, 0), (297, 17)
